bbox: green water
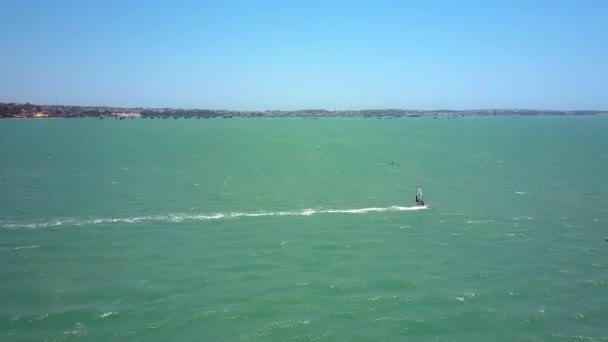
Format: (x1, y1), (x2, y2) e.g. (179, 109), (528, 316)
(1, 117), (607, 341)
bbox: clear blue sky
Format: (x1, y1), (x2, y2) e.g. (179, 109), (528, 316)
(1, 0), (606, 110)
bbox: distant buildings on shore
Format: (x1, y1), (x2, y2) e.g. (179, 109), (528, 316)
(1, 102), (606, 119)
(112, 112), (141, 118)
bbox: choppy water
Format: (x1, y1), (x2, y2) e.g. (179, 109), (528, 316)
(1, 117), (607, 341)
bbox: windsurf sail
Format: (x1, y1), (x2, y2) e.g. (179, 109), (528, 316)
(415, 183), (424, 205)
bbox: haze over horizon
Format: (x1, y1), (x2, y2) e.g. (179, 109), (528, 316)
(1, 0), (607, 111)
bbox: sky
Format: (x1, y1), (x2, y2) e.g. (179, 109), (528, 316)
(0, 0), (607, 110)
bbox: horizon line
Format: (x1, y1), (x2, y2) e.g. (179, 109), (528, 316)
(1, 101), (606, 113)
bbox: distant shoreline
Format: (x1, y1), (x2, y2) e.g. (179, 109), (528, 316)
(2, 115), (607, 121)
(1, 102), (607, 119)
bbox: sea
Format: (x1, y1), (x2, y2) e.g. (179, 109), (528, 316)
(1, 116), (607, 341)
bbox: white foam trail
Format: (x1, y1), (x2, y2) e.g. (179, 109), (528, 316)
(96, 312), (117, 319)
(466, 219), (494, 224)
(13, 245), (39, 250)
(0, 205), (428, 229)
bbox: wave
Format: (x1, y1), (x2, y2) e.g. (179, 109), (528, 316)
(0, 205), (428, 229)
(13, 245), (39, 250)
(466, 219), (494, 224)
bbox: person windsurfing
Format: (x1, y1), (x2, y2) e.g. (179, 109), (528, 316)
(415, 182), (424, 206)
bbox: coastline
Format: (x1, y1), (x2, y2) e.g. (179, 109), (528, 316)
(1, 115), (606, 120)
(1, 113), (607, 120)
(1, 101), (607, 120)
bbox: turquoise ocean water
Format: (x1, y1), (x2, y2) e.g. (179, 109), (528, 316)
(1, 117), (607, 341)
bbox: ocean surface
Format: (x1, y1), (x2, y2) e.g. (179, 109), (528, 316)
(1, 117), (607, 341)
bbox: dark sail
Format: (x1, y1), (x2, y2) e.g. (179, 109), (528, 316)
(416, 184), (424, 205)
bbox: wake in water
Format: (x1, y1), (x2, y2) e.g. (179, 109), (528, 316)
(0, 205), (428, 229)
